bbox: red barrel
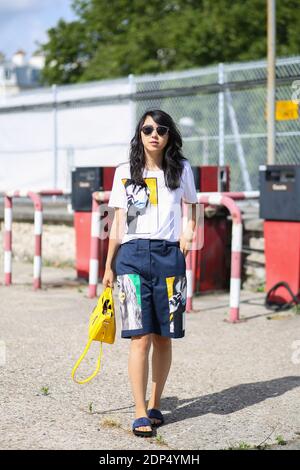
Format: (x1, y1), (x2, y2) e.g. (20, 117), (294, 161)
(264, 221), (300, 303)
(260, 165), (300, 304)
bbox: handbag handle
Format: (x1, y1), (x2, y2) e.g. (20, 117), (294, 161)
(71, 339), (103, 385)
(102, 286), (113, 312)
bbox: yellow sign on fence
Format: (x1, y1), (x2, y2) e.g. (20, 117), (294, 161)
(275, 100), (299, 121)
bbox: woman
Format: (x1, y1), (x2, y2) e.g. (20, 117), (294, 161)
(103, 109), (197, 437)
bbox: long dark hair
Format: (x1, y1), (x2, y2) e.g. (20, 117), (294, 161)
(129, 109), (187, 190)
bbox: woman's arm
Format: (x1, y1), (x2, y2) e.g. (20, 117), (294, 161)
(103, 207), (126, 288)
(179, 203), (197, 257)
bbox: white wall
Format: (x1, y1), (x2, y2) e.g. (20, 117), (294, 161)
(0, 78), (133, 191)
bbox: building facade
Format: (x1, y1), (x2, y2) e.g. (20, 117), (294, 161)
(0, 50), (44, 97)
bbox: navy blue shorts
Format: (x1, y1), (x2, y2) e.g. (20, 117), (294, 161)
(114, 239), (187, 339)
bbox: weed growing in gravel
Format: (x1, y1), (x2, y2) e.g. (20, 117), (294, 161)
(292, 305), (300, 315)
(231, 441), (252, 450)
(101, 418), (121, 429)
(88, 402), (93, 413)
(226, 441), (257, 450)
(40, 386), (50, 396)
(275, 435), (287, 446)
(154, 434), (168, 446)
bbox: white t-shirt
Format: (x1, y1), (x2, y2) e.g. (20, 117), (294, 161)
(108, 159), (197, 244)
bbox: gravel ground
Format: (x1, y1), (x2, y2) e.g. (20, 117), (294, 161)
(1, 262), (300, 450)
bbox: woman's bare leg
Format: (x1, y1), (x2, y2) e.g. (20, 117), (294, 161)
(147, 334), (172, 424)
(128, 334), (152, 432)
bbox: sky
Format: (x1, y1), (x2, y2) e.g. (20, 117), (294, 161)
(0, 0), (77, 59)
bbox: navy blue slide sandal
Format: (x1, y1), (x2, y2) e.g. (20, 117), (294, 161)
(147, 408), (164, 427)
(132, 417), (153, 437)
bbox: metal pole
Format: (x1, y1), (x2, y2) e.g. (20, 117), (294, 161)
(201, 128), (209, 165)
(66, 146), (74, 192)
(225, 89), (253, 191)
(128, 74), (136, 138)
(218, 63), (225, 166)
(52, 84), (58, 188)
(267, 0), (276, 164)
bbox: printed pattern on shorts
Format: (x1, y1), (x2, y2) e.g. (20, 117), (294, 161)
(165, 275), (187, 334)
(117, 274), (143, 331)
(114, 239), (187, 339)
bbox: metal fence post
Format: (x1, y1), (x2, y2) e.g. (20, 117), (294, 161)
(267, 0), (276, 164)
(66, 146), (74, 192)
(218, 63), (225, 166)
(52, 84), (58, 189)
(128, 74), (136, 139)
(225, 89), (253, 191)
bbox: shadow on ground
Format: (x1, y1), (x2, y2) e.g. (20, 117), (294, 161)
(95, 376), (300, 425)
(162, 376), (300, 424)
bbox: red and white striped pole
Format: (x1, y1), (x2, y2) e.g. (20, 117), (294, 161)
(182, 202), (194, 312)
(29, 191), (43, 289)
(191, 231), (198, 295)
(198, 191), (259, 200)
(4, 196), (12, 286)
(4, 191), (43, 289)
(185, 253), (193, 312)
(88, 191), (112, 298)
(38, 190), (71, 196)
(185, 239), (198, 312)
(89, 195), (101, 298)
(197, 194), (243, 322)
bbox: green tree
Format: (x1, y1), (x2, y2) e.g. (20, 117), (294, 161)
(40, 19), (88, 84)
(38, 0), (300, 85)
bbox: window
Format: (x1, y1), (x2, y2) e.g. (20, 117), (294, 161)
(5, 68), (11, 80)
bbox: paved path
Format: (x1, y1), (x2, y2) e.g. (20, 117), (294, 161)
(1, 262), (300, 450)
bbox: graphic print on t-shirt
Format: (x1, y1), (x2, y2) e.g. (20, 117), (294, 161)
(121, 177), (158, 234)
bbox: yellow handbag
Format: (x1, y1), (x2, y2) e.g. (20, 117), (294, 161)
(71, 287), (116, 384)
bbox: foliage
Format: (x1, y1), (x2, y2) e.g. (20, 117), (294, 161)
(38, 0), (300, 85)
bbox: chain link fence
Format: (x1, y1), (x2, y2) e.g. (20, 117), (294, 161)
(135, 56), (300, 191)
(0, 56), (299, 191)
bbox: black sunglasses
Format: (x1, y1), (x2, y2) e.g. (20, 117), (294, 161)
(141, 125), (169, 137)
